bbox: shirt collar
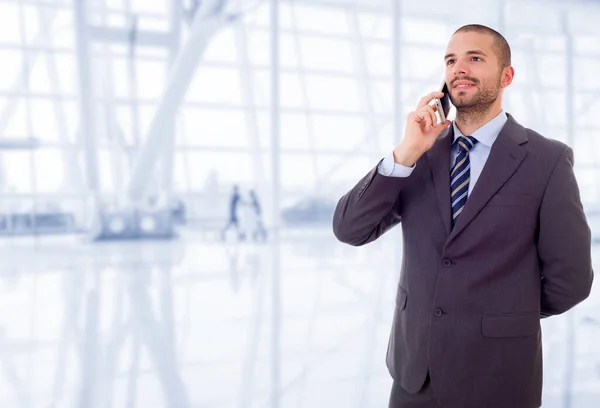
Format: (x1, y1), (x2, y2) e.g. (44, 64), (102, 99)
(452, 110), (508, 148)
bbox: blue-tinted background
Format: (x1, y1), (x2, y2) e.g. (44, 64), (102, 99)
(0, 0), (598, 407)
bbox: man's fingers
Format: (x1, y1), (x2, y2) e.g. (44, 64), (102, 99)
(435, 120), (452, 131)
(430, 110), (438, 127)
(424, 115), (433, 130)
(425, 112), (436, 131)
(412, 105), (447, 131)
(417, 91), (445, 109)
(419, 106), (437, 129)
(413, 111), (425, 125)
(415, 109), (432, 126)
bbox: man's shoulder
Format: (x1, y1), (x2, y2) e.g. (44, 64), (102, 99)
(505, 113), (568, 153)
(516, 123), (570, 159)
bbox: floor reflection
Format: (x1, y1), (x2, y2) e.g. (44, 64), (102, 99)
(0, 229), (597, 407)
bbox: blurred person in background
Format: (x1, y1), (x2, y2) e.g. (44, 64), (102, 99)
(248, 189), (267, 242)
(221, 184), (245, 241)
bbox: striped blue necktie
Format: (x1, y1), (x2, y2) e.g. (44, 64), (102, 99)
(451, 135), (478, 227)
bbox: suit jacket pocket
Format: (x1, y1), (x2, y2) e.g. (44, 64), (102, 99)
(481, 311), (539, 338)
(487, 194), (534, 206)
(395, 286), (407, 310)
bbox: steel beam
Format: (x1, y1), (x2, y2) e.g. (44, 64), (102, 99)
(75, 0), (100, 194)
(126, 1), (225, 201)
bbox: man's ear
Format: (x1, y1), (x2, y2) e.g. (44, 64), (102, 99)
(501, 66), (515, 88)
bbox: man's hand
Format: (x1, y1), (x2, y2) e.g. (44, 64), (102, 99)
(393, 91), (452, 167)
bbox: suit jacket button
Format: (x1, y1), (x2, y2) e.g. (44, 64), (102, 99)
(434, 308), (443, 317)
(442, 258), (452, 267)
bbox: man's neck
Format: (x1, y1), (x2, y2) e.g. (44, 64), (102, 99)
(455, 105), (503, 136)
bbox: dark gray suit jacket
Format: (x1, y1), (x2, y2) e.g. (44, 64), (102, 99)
(333, 113), (594, 408)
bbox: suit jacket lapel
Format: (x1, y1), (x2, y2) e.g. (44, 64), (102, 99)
(427, 126), (454, 237)
(447, 113), (529, 243)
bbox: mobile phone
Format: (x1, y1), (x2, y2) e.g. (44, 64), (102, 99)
(434, 80), (451, 124)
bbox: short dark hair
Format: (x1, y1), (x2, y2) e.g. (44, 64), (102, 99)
(453, 24), (511, 68)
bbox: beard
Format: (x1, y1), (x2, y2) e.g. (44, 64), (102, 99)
(450, 75), (501, 114)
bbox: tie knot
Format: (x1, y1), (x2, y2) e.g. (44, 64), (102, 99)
(456, 135), (478, 153)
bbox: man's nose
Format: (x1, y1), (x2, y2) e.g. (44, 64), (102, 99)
(453, 59), (468, 75)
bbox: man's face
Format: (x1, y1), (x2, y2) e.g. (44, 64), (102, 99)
(444, 31), (504, 111)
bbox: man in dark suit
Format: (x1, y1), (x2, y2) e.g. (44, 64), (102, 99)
(332, 24), (594, 408)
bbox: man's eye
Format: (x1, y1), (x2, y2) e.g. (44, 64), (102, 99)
(446, 59), (455, 65)
(472, 57), (481, 61)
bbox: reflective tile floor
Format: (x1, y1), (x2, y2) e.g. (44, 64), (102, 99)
(0, 228), (598, 407)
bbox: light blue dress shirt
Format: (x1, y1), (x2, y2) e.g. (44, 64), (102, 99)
(378, 111), (508, 196)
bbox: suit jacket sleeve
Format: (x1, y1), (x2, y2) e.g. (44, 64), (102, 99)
(538, 146), (594, 318)
(332, 161), (410, 246)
